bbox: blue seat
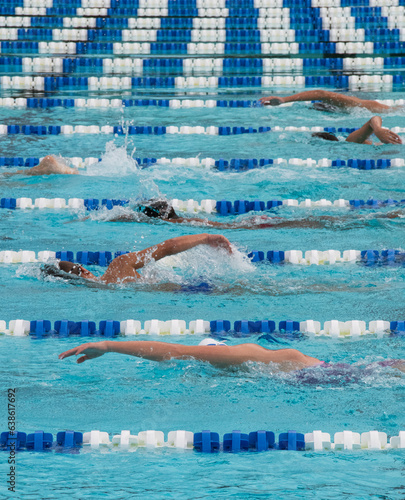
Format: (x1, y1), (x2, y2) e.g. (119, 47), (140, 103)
(26, 431), (53, 451)
(249, 431), (275, 451)
(223, 431), (249, 452)
(193, 431), (220, 452)
(278, 431), (305, 450)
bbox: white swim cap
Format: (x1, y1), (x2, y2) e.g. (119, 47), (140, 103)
(199, 338), (226, 346)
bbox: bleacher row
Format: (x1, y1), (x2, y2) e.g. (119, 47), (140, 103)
(4, 56), (405, 75)
(2, 29), (405, 43)
(3, 41), (405, 56)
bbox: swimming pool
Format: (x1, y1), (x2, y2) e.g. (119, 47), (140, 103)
(1, 2), (405, 498)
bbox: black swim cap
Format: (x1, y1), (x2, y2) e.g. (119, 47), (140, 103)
(137, 200), (179, 220)
(41, 261), (81, 280)
(312, 132), (339, 142)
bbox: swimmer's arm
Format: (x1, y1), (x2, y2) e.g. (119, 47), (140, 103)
(346, 117), (402, 144)
(260, 90), (364, 108)
(127, 233), (233, 268)
(259, 90), (391, 112)
(59, 341), (321, 369)
(100, 233), (232, 283)
(168, 217), (234, 228)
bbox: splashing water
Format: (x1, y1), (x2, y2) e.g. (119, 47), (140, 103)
(84, 140), (139, 176)
(142, 244), (255, 284)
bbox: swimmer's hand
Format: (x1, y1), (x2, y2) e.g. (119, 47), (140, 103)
(259, 96), (285, 106)
(59, 341), (109, 363)
(206, 234), (233, 254)
(373, 127), (402, 145)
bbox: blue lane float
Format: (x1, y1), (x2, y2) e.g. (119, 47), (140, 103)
(0, 157), (403, 172)
(1, 318), (404, 338)
(1, 429), (404, 452)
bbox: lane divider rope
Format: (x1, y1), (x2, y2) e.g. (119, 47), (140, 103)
(1, 197), (403, 212)
(0, 319), (404, 337)
(1, 248), (404, 266)
(1, 429), (404, 452)
(0, 97), (402, 109)
(0, 124), (388, 135)
(1, 156), (403, 170)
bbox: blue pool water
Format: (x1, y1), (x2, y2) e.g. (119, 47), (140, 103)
(1, 90), (405, 498)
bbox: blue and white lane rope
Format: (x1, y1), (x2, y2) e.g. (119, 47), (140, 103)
(0, 74), (403, 90)
(0, 157), (403, 171)
(0, 97), (403, 109)
(1, 197), (404, 212)
(2, 429), (405, 452)
(1, 249), (404, 266)
(3, 124), (405, 136)
(1, 319), (404, 337)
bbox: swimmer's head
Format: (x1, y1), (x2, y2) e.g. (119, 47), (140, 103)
(41, 261), (95, 281)
(311, 102), (343, 114)
(59, 261), (82, 275)
(312, 132), (339, 142)
(137, 200), (179, 220)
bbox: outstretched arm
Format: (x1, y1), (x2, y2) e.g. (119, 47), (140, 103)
(100, 233), (233, 283)
(346, 116), (402, 144)
(59, 340), (321, 369)
(259, 90), (391, 112)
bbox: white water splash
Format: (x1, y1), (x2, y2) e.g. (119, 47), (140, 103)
(84, 140), (139, 177)
(141, 244), (255, 283)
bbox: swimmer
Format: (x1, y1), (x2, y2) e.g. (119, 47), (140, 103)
(43, 233), (232, 284)
(103, 199), (338, 228)
(3, 155), (78, 176)
(312, 116), (402, 145)
(259, 89), (398, 113)
(58, 340), (405, 373)
(83, 198), (405, 229)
